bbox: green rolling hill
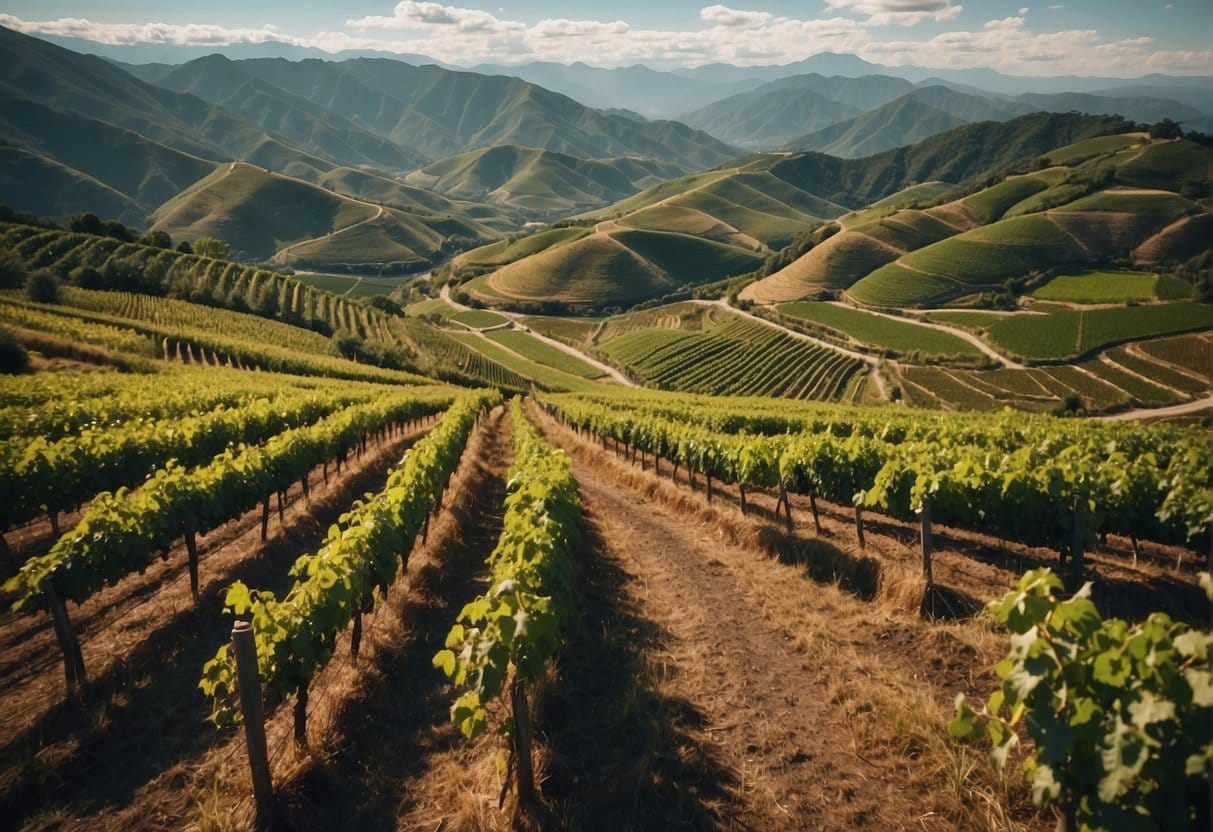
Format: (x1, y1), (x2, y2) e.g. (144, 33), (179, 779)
(401, 145), (680, 216)
(786, 95), (968, 158)
(843, 139), (1212, 307)
(151, 163), (495, 269)
(469, 227), (763, 307)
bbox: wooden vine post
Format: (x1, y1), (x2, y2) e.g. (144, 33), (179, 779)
(184, 517), (200, 597)
(511, 675), (536, 802)
(920, 498), (933, 586)
(1069, 494), (1085, 591)
(853, 500), (866, 549)
(231, 620), (273, 827)
(777, 479), (794, 532)
(44, 578), (86, 696)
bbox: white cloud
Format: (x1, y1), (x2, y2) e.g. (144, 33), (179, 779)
(0, 13), (300, 46)
(698, 5), (773, 28)
(1048, 4), (1063, 9)
(346, 2), (522, 34)
(823, 0), (964, 26)
(1, 7), (1209, 78)
(1018, 7), (1029, 14)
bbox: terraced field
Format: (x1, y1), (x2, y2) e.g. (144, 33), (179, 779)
(985, 303), (1213, 361)
(1031, 270), (1160, 303)
(483, 329), (605, 378)
(776, 302), (981, 359)
(601, 315), (864, 400)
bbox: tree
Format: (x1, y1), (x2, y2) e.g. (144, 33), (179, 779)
(175, 240), (194, 254)
(68, 213), (103, 235)
(25, 269), (61, 304)
(193, 236), (231, 260)
(0, 250), (27, 290)
(0, 327), (29, 375)
(1149, 118), (1183, 140)
(139, 230), (173, 249)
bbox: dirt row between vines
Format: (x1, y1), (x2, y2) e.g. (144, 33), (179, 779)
(0, 412), (447, 831)
(524, 403), (1048, 831)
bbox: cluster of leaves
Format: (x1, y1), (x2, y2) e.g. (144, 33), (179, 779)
(433, 399), (579, 740)
(544, 393), (1211, 552)
(949, 569), (1210, 830)
(199, 390), (500, 724)
(0, 390), (361, 533)
(5, 391), (454, 614)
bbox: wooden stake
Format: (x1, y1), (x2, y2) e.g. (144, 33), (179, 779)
(45, 578), (85, 696)
(276, 491), (285, 525)
(738, 483), (746, 514)
(511, 676), (535, 802)
(260, 496), (270, 542)
(294, 686), (308, 746)
(351, 611), (363, 658)
(853, 503), (865, 549)
(920, 498), (933, 586)
(1070, 494), (1085, 589)
(778, 480), (793, 532)
(231, 621), (273, 827)
(809, 491), (822, 535)
(185, 518), (200, 598)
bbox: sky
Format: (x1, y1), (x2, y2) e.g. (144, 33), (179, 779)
(1, 1), (1210, 76)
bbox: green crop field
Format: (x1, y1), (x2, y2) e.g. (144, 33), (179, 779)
(517, 315), (600, 346)
(847, 263), (964, 307)
(898, 366), (1000, 411)
(960, 176), (1051, 225)
(484, 329), (605, 378)
(445, 331), (598, 391)
(601, 317), (864, 401)
(1105, 347), (1207, 395)
(1139, 333), (1213, 377)
(1079, 359), (1176, 406)
(1045, 134), (1145, 166)
(450, 309), (510, 329)
(776, 302), (980, 358)
(986, 303), (1213, 360)
(1043, 366), (1131, 410)
(986, 309), (1083, 360)
(1031, 271), (1158, 303)
(406, 298), (460, 319)
(920, 311), (1014, 330)
(1115, 139), (1213, 189)
(1078, 303), (1213, 354)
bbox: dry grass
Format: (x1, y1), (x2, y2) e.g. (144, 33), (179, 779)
(527, 402), (1050, 831)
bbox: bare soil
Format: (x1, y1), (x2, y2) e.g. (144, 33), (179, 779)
(526, 403), (1048, 831)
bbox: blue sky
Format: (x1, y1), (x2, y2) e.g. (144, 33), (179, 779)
(1, 1), (1209, 75)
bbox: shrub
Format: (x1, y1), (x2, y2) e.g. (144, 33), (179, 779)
(0, 327), (29, 374)
(0, 250), (26, 289)
(25, 269), (61, 304)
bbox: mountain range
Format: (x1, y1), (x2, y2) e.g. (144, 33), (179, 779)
(0, 23), (1208, 275)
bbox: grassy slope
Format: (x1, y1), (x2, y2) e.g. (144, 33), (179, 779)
(401, 145), (680, 214)
(152, 163), (494, 265)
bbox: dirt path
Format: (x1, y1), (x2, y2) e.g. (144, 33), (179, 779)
(527, 405), (1051, 831)
(441, 283), (636, 386)
(1100, 394), (1213, 421)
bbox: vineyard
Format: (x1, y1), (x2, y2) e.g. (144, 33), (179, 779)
(0, 351), (1207, 831)
(600, 315), (866, 400)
